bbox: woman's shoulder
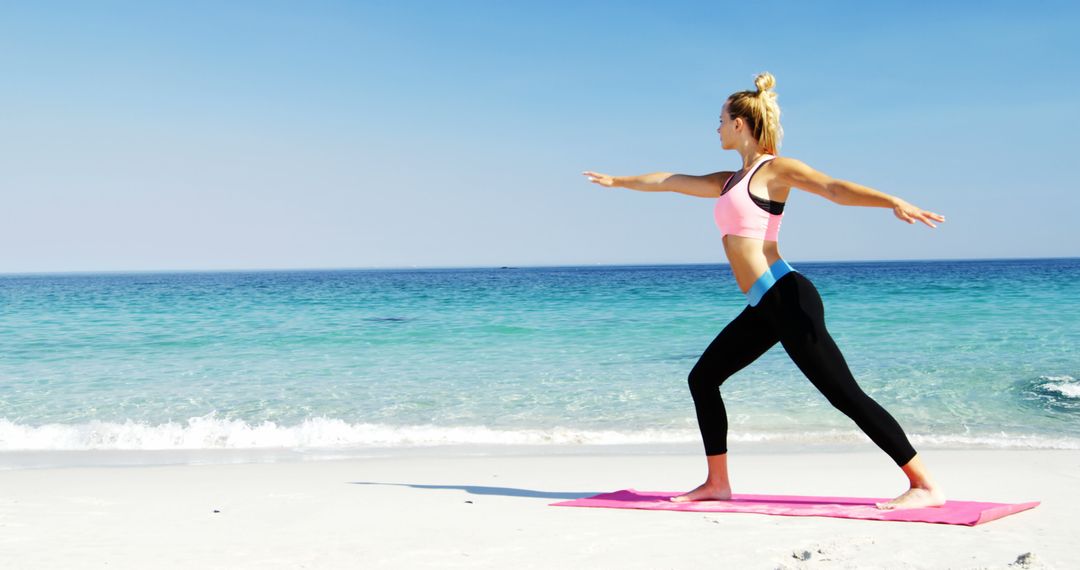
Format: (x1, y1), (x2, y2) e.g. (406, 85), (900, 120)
(759, 156), (817, 182)
(764, 156), (809, 171)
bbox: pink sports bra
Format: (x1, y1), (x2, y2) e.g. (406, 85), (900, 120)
(713, 154), (786, 242)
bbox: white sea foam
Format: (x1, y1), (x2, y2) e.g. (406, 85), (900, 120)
(908, 432), (1080, 450)
(1039, 375), (1080, 399)
(1, 417), (1079, 451)
(0, 417), (699, 450)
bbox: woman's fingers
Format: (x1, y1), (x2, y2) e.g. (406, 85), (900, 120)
(582, 171), (614, 186)
(895, 202), (946, 228)
(913, 208), (945, 228)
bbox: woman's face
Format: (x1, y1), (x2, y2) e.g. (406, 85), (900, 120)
(717, 102), (734, 150)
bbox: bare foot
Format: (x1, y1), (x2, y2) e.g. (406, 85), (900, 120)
(875, 485), (946, 510)
(670, 482), (732, 503)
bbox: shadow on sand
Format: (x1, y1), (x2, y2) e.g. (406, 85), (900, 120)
(347, 481), (598, 500)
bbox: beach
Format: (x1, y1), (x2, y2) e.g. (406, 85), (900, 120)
(0, 445), (1073, 569)
(2, 261), (1077, 568)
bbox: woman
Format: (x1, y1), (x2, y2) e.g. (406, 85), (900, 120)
(582, 72), (947, 510)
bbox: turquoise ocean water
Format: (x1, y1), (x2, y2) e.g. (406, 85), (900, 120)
(1, 258), (1078, 461)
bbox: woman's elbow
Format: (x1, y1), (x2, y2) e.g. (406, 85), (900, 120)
(821, 180), (845, 203)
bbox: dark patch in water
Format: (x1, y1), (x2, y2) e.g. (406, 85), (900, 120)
(363, 317), (409, 323)
(653, 353), (702, 363)
(624, 353), (701, 364)
(1016, 375), (1080, 413)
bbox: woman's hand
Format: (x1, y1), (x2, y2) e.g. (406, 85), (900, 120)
(583, 170), (728, 197)
(892, 198), (946, 228)
(582, 171), (618, 187)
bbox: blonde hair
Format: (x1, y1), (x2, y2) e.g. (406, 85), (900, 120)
(726, 72), (783, 154)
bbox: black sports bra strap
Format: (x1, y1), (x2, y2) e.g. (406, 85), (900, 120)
(721, 155), (772, 197)
(745, 158), (786, 214)
(720, 173), (739, 196)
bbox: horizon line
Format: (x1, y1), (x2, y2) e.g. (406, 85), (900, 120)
(1, 255), (1076, 278)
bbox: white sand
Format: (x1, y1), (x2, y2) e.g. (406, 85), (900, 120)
(0, 447), (1075, 569)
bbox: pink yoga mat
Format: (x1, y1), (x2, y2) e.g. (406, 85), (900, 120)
(551, 489), (1039, 526)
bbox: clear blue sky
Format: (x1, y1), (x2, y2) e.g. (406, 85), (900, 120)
(1, 1), (1077, 273)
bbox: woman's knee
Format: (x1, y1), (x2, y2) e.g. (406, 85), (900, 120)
(823, 388), (876, 419)
(687, 363), (725, 396)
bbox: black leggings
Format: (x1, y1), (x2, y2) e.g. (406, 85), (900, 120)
(688, 271), (917, 466)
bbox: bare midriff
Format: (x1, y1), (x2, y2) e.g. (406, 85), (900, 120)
(722, 234), (783, 294)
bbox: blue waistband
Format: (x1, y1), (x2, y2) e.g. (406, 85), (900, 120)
(746, 259), (796, 307)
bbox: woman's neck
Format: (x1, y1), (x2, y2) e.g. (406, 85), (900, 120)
(737, 146), (769, 171)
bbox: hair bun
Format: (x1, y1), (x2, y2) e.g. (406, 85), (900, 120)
(727, 71), (783, 153)
(754, 72), (776, 97)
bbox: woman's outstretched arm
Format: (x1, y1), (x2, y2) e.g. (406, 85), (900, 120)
(582, 170), (733, 198)
(770, 157), (946, 228)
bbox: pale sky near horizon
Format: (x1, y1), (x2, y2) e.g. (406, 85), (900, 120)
(1, 1), (1077, 274)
